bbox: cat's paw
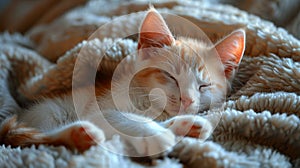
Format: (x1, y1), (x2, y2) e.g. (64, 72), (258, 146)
(128, 127), (176, 157)
(54, 121), (105, 152)
(164, 115), (212, 140)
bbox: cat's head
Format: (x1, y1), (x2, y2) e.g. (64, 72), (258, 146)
(133, 8), (245, 118)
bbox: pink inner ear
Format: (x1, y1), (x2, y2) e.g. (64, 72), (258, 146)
(138, 8), (175, 50)
(215, 29), (246, 78)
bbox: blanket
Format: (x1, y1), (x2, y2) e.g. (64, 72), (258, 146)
(0, 0), (300, 167)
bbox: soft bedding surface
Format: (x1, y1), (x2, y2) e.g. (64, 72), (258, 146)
(0, 0), (300, 167)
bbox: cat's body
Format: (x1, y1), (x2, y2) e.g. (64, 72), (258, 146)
(0, 8), (245, 156)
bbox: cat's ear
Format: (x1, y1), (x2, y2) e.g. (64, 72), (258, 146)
(214, 29), (245, 79)
(138, 8), (175, 51)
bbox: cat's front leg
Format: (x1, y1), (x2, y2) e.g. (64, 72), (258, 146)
(101, 111), (176, 157)
(46, 121), (105, 152)
(0, 117), (105, 152)
(160, 115), (213, 140)
(126, 127), (176, 157)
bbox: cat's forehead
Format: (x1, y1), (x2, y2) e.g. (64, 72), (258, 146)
(137, 36), (216, 83)
(170, 37), (212, 71)
(176, 37), (210, 47)
(171, 37), (215, 82)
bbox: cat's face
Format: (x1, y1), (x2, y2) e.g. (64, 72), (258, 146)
(134, 8), (245, 118)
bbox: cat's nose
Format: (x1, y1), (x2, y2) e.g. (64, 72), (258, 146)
(181, 96), (193, 110)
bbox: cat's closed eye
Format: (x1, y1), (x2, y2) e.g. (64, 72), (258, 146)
(199, 83), (211, 92)
(162, 71), (179, 86)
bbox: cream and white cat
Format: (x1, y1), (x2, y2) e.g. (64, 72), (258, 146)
(0, 8), (245, 156)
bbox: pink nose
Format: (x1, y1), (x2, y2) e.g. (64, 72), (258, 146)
(181, 96), (193, 110)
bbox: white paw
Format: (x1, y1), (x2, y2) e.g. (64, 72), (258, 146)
(56, 121), (105, 152)
(128, 127), (176, 157)
(164, 115), (212, 140)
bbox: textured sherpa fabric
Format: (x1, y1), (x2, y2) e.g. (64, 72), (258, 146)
(1, 0), (300, 167)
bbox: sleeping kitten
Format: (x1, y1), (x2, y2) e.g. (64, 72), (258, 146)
(0, 8), (245, 156)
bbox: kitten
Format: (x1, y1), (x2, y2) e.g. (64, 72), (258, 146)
(0, 8), (245, 156)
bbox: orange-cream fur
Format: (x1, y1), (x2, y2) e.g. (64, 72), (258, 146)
(0, 8), (245, 155)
